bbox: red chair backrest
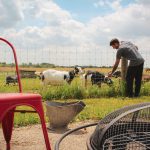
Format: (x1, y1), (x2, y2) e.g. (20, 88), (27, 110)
(0, 37), (22, 93)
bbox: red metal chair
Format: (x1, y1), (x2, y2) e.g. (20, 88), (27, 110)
(0, 37), (51, 150)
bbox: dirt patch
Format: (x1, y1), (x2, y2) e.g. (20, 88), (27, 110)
(0, 121), (97, 150)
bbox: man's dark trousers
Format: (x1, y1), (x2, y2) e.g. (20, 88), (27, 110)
(126, 63), (144, 97)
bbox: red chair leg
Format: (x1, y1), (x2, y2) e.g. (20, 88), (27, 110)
(40, 115), (51, 150)
(2, 110), (15, 150)
(36, 104), (51, 150)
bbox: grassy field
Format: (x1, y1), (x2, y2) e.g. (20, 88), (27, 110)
(0, 66), (112, 73)
(0, 66), (150, 126)
(13, 97), (150, 126)
(0, 66), (149, 74)
(0, 72), (150, 99)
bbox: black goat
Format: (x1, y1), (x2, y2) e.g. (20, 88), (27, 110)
(6, 75), (18, 85)
(84, 70), (113, 87)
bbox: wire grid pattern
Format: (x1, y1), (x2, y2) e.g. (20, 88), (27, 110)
(103, 132), (150, 150)
(0, 44), (150, 67)
(90, 102), (150, 150)
(0, 44), (116, 94)
(0, 41), (150, 89)
(0, 45), (19, 93)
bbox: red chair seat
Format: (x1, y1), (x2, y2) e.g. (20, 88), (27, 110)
(0, 93), (41, 102)
(0, 93), (42, 122)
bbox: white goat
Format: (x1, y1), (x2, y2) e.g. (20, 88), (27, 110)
(40, 66), (84, 86)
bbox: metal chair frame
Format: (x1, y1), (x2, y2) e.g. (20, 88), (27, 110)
(0, 37), (51, 150)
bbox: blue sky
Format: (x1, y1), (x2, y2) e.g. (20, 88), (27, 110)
(54, 0), (135, 22)
(0, 0), (150, 67)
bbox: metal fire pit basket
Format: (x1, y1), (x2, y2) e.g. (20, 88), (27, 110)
(88, 102), (150, 150)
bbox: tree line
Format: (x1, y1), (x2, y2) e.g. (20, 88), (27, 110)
(0, 62), (112, 68)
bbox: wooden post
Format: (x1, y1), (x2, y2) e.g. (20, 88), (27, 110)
(121, 57), (128, 97)
(121, 57), (128, 81)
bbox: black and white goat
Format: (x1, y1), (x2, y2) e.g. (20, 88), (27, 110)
(81, 70), (113, 87)
(6, 75), (18, 85)
(40, 66), (84, 85)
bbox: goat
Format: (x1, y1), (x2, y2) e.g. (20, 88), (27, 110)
(81, 70), (113, 87)
(6, 75), (18, 85)
(40, 66), (84, 85)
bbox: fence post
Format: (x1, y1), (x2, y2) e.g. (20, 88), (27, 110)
(121, 57), (128, 96)
(121, 57), (128, 81)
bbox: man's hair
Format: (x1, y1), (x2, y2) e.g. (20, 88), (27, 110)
(110, 38), (119, 46)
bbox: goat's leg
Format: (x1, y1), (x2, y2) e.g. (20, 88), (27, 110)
(98, 83), (101, 88)
(100, 83), (101, 88)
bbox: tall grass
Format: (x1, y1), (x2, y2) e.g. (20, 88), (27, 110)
(0, 74), (149, 100)
(41, 83), (85, 100)
(41, 81), (150, 100)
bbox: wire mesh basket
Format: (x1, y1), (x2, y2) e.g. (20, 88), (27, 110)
(87, 102), (150, 150)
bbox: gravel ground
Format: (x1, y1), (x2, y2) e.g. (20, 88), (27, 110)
(0, 121), (96, 150)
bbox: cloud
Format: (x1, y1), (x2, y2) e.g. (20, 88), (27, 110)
(94, 1), (105, 8)
(0, 0), (23, 28)
(90, 1), (150, 43)
(136, 0), (150, 5)
(0, 0), (150, 66)
(94, 0), (122, 10)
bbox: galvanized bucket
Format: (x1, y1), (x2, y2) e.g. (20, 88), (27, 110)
(46, 101), (86, 130)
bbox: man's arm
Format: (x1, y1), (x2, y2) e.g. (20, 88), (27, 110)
(108, 58), (120, 77)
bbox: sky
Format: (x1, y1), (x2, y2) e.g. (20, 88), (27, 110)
(0, 0), (150, 67)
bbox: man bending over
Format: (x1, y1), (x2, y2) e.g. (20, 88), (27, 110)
(108, 38), (144, 97)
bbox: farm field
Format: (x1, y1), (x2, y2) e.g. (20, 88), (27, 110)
(0, 66), (149, 73)
(0, 66), (112, 74)
(0, 66), (150, 126)
(0, 68), (149, 98)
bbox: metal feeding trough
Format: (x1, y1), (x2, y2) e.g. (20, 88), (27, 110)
(46, 101), (85, 130)
(55, 102), (150, 150)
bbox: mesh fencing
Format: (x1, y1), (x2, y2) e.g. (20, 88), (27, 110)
(0, 44), (150, 97)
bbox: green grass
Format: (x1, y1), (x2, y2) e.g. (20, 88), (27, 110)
(77, 97), (150, 121)
(41, 79), (150, 100)
(0, 73), (149, 99)
(13, 97), (150, 126)
(0, 73), (150, 126)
